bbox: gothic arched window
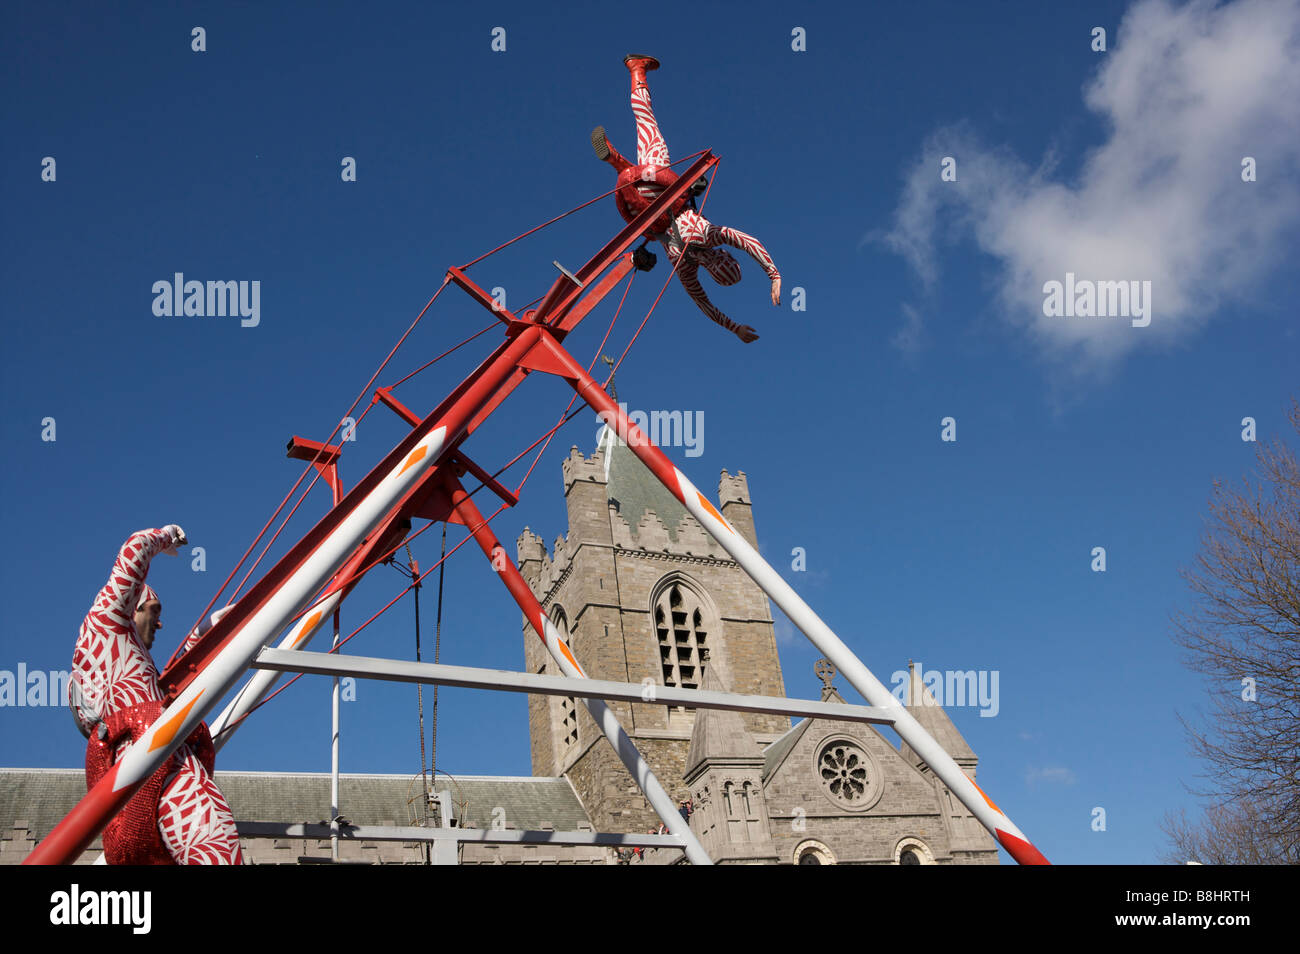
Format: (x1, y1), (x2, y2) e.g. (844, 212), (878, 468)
(559, 696), (578, 749)
(551, 607), (579, 750)
(653, 582), (711, 708)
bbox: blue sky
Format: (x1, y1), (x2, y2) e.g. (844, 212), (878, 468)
(2, 0), (1297, 864)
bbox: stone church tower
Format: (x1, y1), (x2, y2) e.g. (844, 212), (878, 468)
(517, 429), (999, 864)
(517, 428), (788, 833)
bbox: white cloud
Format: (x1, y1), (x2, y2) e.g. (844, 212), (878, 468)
(891, 302), (928, 354)
(879, 0), (1300, 370)
(1025, 765), (1079, 787)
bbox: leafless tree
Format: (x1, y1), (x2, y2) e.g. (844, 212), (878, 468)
(1168, 400), (1300, 863)
(1161, 798), (1298, 864)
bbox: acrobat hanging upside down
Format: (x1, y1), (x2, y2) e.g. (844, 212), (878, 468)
(593, 55), (781, 344)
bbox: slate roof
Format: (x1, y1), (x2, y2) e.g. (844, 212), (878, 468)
(685, 668), (764, 777)
(0, 769), (90, 842)
(0, 768), (592, 841)
(601, 426), (689, 540)
(762, 718), (812, 781)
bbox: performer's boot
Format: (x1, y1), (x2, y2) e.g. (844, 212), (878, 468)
(624, 54), (660, 92)
(591, 126), (632, 173)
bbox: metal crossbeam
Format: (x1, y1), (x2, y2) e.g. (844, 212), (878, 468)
(253, 648), (899, 726)
(238, 821), (683, 848)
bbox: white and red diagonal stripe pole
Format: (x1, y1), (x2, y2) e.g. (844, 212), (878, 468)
(208, 505), (408, 748)
(523, 331), (1051, 865)
(206, 589), (342, 749)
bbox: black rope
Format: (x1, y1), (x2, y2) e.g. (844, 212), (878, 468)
(401, 542), (430, 864)
(430, 524), (446, 803)
(405, 544), (429, 803)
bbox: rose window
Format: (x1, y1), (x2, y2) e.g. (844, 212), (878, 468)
(818, 740), (874, 808)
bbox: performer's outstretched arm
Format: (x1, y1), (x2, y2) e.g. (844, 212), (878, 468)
(708, 224), (782, 305)
(70, 526), (183, 731)
(84, 528), (181, 633)
(677, 256), (760, 343)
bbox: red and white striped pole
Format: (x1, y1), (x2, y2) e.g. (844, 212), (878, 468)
(529, 332), (1050, 865)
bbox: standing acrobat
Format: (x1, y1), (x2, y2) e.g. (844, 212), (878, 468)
(592, 55), (781, 343)
(70, 525), (243, 864)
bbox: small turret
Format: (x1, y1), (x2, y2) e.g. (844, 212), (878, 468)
(900, 661), (978, 775)
(718, 469), (759, 548)
(562, 446), (613, 545)
(516, 527), (547, 585)
(684, 658), (778, 863)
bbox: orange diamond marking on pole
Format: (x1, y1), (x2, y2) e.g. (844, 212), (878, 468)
(971, 779), (1003, 816)
(558, 640), (585, 677)
(147, 691), (204, 752)
(292, 611), (323, 648)
(397, 445), (428, 477)
(696, 492), (732, 533)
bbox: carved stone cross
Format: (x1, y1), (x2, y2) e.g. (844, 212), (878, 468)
(814, 658), (836, 691)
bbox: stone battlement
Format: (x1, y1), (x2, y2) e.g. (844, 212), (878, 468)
(562, 445), (608, 492)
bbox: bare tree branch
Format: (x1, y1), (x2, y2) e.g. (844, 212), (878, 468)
(1169, 400), (1300, 859)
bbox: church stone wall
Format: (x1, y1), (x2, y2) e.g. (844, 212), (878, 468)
(565, 737), (692, 834)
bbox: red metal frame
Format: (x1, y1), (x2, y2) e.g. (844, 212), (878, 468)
(286, 437), (344, 506)
(26, 158), (715, 864)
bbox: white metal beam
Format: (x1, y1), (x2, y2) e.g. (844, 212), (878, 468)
(253, 648), (898, 726)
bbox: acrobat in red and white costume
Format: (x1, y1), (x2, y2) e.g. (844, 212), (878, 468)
(70, 526), (243, 864)
(593, 55), (782, 343)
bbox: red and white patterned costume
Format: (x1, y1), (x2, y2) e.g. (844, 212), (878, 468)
(70, 527), (243, 865)
(598, 57), (780, 342)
